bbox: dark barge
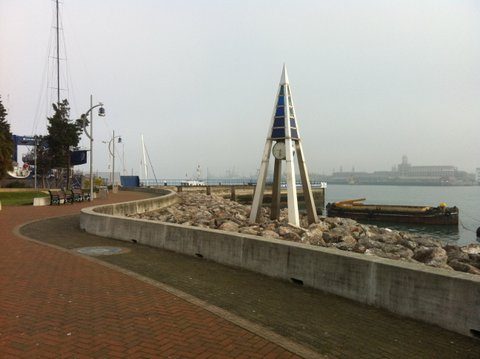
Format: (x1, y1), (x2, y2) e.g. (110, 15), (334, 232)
(326, 198), (458, 225)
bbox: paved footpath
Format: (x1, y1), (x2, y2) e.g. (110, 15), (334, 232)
(0, 192), (308, 358)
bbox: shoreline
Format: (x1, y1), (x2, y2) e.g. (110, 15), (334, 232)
(130, 192), (480, 276)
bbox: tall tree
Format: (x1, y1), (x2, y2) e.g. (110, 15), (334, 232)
(23, 136), (51, 188)
(46, 99), (83, 188)
(0, 95), (14, 180)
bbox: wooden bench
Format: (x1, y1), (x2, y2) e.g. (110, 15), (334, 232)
(49, 190), (62, 205)
(71, 189), (91, 202)
(82, 190), (91, 202)
(71, 188), (84, 202)
(49, 190), (74, 205)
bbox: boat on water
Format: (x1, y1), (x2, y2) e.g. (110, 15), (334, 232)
(326, 198), (458, 225)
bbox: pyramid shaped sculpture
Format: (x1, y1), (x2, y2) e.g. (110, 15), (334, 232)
(249, 65), (318, 226)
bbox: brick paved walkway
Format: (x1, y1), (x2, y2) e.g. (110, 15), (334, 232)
(0, 192), (306, 358)
(22, 215), (480, 358)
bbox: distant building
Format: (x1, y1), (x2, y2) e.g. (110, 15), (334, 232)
(327, 156), (475, 186)
(396, 156), (456, 180)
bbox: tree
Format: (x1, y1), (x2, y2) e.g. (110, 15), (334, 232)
(0, 95), (14, 180)
(46, 99), (83, 188)
(23, 136), (51, 188)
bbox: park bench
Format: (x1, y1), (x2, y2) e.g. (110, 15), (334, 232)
(71, 188), (85, 202)
(71, 189), (91, 202)
(82, 190), (91, 201)
(48, 190), (73, 205)
(49, 190), (61, 205)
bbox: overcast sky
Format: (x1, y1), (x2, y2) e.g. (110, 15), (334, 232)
(1, 0), (479, 179)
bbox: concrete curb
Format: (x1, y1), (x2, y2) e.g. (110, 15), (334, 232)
(33, 197), (50, 206)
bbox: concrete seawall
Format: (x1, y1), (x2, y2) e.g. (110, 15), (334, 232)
(80, 190), (480, 338)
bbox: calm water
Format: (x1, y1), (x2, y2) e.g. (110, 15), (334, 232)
(325, 184), (480, 245)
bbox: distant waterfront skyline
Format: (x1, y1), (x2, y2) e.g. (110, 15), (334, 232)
(1, 0), (479, 178)
(327, 155), (474, 176)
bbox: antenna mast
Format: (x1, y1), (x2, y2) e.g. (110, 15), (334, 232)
(55, 0), (60, 104)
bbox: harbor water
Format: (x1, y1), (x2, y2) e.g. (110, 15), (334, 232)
(325, 184), (480, 245)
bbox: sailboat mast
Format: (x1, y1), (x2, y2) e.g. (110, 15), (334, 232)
(55, 0), (60, 104)
(141, 134), (148, 182)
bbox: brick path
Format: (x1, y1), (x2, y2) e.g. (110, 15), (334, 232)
(0, 192), (305, 358)
(22, 216), (480, 358)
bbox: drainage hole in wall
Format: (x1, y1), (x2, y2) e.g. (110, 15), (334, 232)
(290, 278), (303, 286)
(470, 329), (480, 339)
(195, 253), (204, 258)
(131, 239), (138, 244)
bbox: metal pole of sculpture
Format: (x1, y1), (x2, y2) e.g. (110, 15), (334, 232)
(249, 65), (318, 226)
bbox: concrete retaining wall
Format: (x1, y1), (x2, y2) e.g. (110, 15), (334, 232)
(80, 191), (480, 338)
(33, 197), (50, 206)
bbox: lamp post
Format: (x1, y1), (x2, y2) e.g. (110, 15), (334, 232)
(103, 130), (122, 188)
(34, 135), (38, 189)
(81, 95), (105, 201)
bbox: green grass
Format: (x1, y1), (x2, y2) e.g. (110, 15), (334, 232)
(0, 191), (49, 206)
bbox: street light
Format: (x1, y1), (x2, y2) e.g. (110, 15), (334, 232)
(81, 95), (105, 201)
(34, 135), (39, 190)
(103, 130), (122, 188)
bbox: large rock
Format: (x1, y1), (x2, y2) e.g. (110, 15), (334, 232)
(449, 259), (480, 275)
(413, 246), (448, 267)
(308, 222), (330, 232)
(357, 237), (384, 249)
(444, 245), (469, 263)
(218, 221), (239, 232)
(383, 244), (414, 260)
(239, 227), (260, 236)
(334, 235), (357, 250)
(282, 231), (302, 242)
(364, 245), (414, 261)
(322, 228), (345, 243)
(263, 222), (278, 232)
(278, 225), (305, 237)
(302, 228), (326, 246)
(376, 232), (402, 245)
(399, 238), (417, 251)
(232, 212), (247, 224)
(365, 248), (393, 259)
(413, 236), (442, 248)
(262, 230), (280, 239)
(461, 244), (480, 255)
(348, 225), (364, 239)
(466, 253), (480, 270)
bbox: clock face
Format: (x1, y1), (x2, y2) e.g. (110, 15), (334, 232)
(272, 142), (286, 160)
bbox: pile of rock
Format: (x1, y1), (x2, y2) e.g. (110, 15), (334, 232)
(128, 192), (480, 275)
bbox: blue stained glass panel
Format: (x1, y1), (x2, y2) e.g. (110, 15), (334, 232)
(275, 107), (284, 116)
(279, 85), (285, 96)
(277, 96), (284, 106)
(271, 128), (285, 139)
(291, 128), (299, 139)
(273, 117), (284, 127)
